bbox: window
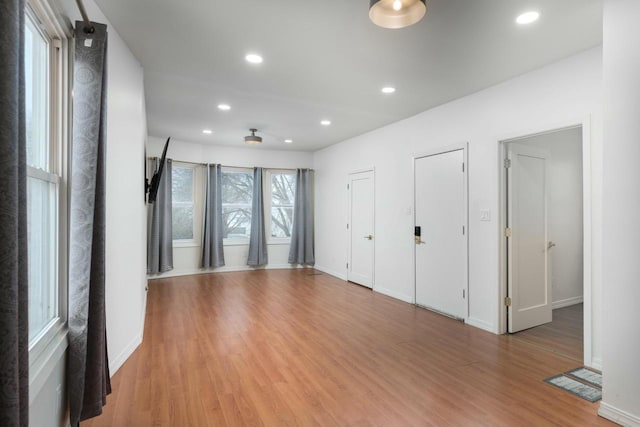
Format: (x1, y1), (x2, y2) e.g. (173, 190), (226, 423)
(222, 169), (253, 241)
(268, 172), (296, 241)
(26, 9), (60, 344)
(172, 165), (195, 242)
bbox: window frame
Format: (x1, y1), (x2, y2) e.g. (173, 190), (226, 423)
(171, 162), (198, 247)
(221, 167), (253, 246)
(25, 0), (71, 397)
(265, 170), (296, 245)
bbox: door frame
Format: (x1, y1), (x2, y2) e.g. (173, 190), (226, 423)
(347, 168), (376, 290)
(498, 117), (593, 367)
(412, 143), (469, 320)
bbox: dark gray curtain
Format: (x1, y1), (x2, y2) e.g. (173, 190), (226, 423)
(68, 22), (111, 427)
(147, 158), (173, 274)
(248, 167), (268, 266)
(288, 169), (315, 264)
(0, 0), (29, 425)
(202, 164), (225, 268)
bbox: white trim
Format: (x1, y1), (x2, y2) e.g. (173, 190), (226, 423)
(498, 118), (594, 368)
(466, 317), (497, 334)
(109, 330), (142, 376)
(314, 265), (348, 281)
(374, 286), (413, 304)
(412, 143), (469, 321)
(552, 296), (584, 310)
(591, 357), (603, 371)
(599, 402), (640, 427)
(29, 327), (68, 405)
(148, 264), (311, 279)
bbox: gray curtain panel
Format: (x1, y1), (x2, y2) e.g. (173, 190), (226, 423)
(248, 167), (268, 266)
(68, 22), (111, 426)
(147, 158), (173, 274)
(288, 169), (315, 264)
(0, 0), (29, 425)
(201, 164), (225, 268)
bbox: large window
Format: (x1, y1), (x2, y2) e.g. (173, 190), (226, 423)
(26, 9), (60, 344)
(222, 169), (253, 240)
(268, 172), (296, 240)
(172, 165), (195, 242)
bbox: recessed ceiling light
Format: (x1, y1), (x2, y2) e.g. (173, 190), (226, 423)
(284, 139), (293, 144)
(321, 120), (331, 126)
(202, 129), (213, 134)
(382, 87), (396, 94)
(218, 104), (231, 111)
(516, 11), (540, 25)
(245, 53), (263, 64)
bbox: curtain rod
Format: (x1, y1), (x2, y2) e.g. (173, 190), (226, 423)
(149, 157), (312, 172)
(75, 0), (95, 33)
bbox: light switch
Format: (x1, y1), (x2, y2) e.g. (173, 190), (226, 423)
(480, 209), (491, 222)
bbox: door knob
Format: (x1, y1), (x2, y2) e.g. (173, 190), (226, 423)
(547, 241), (556, 250)
(364, 235), (373, 240)
(415, 236), (425, 245)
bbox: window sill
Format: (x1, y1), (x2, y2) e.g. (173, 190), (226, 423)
(29, 320), (68, 404)
(223, 239), (250, 247)
(173, 240), (199, 248)
(267, 240), (292, 246)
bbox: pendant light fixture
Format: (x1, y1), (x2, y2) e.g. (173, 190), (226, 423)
(369, 0), (427, 29)
(244, 128), (263, 145)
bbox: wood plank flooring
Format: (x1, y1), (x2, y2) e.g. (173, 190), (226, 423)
(512, 304), (584, 362)
(83, 270), (611, 427)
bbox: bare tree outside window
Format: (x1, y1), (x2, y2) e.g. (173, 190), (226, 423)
(222, 170), (253, 238)
(270, 173), (296, 238)
(172, 166), (194, 241)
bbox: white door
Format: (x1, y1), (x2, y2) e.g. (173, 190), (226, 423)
(507, 143), (551, 333)
(415, 150), (467, 319)
(348, 171), (374, 288)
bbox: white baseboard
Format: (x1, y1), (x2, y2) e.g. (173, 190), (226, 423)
(466, 317), (497, 333)
(109, 329), (143, 375)
(314, 265), (348, 281)
(148, 264), (310, 280)
(599, 401), (640, 427)
(552, 296), (584, 309)
(374, 286), (414, 304)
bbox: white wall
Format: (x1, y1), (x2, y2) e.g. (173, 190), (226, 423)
(518, 127), (584, 308)
(599, 0), (640, 425)
(146, 136), (314, 277)
(313, 47), (603, 366)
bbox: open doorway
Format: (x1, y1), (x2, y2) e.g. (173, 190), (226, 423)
(501, 126), (586, 363)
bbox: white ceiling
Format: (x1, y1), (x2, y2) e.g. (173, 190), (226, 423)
(93, 0), (602, 151)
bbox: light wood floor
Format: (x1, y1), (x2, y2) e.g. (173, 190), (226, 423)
(83, 270), (611, 427)
(512, 304), (584, 362)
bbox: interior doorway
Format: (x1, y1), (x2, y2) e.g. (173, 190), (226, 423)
(501, 126), (586, 363)
(347, 170), (375, 288)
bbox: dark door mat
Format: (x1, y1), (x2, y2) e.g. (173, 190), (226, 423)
(544, 374), (602, 402)
(565, 367), (602, 389)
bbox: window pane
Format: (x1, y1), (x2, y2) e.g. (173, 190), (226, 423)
(222, 172), (253, 204)
(222, 171), (253, 239)
(27, 177), (57, 341)
(271, 173), (295, 206)
(223, 206), (251, 239)
(171, 166), (194, 241)
(172, 167), (193, 203)
(172, 206), (194, 240)
(271, 207), (294, 238)
(25, 17), (49, 171)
